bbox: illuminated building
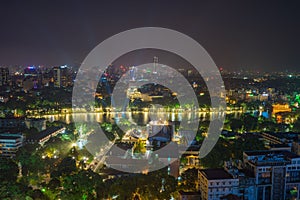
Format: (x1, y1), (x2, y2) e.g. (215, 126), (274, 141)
(199, 168), (239, 200)
(245, 91), (259, 102)
(53, 65), (71, 88)
(147, 120), (174, 145)
(23, 66), (42, 89)
(53, 66), (61, 87)
(259, 93), (269, 101)
(24, 66), (38, 77)
(275, 112), (297, 124)
(26, 126), (66, 145)
(243, 150), (300, 200)
(0, 133), (24, 158)
(272, 104), (292, 115)
(0, 67), (9, 86)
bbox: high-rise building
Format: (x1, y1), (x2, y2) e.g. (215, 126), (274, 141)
(243, 150), (300, 200)
(53, 66), (61, 88)
(153, 56), (158, 74)
(24, 66), (38, 77)
(53, 65), (71, 88)
(23, 66), (42, 89)
(0, 67), (9, 86)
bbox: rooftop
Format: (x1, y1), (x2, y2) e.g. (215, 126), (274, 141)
(27, 126), (63, 141)
(269, 143), (291, 148)
(200, 168), (234, 180)
(0, 134), (22, 140)
(244, 150), (300, 159)
(179, 190), (201, 195)
(244, 150), (300, 166)
(262, 132), (300, 140)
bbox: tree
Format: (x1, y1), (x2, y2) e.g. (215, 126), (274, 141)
(292, 119), (300, 132)
(201, 138), (231, 168)
(0, 158), (19, 182)
(133, 139), (146, 154)
(201, 134), (267, 168)
(103, 168), (177, 199)
(230, 119), (243, 132)
(27, 189), (50, 200)
(180, 168), (199, 191)
(61, 170), (103, 200)
(16, 144), (45, 176)
(23, 127), (39, 137)
(242, 114), (258, 132)
(47, 178), (61, 191)
(0, 182), (29, 199)
(57, 156), (77, 176)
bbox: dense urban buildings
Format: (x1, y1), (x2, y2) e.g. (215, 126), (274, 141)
(1, 62), (300, 199)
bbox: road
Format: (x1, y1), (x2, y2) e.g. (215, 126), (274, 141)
(88, 132), (119, 172)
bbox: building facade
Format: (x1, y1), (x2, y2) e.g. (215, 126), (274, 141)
(199, 168), (239, 200)
(243, 150), (300, 200)
(0, 133), (24, 157)
(0, 67), (9, 86)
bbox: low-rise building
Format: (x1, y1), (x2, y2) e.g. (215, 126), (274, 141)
(293, 141), (300, 156)
(260, 132), (298, 148)
(0, 133), (24, 157)
(179, 190), (201, 200)
(26, 126), (65, 145)
(272, 104), (291, 115)
(199, 168), (239, 200)
(0, 117), (26, 131)
(25, 118), (47, 132)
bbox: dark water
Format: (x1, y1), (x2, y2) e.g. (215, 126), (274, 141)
(42, 111), (241, 125)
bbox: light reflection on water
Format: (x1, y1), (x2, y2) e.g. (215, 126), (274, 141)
(42, 111), (241, 125)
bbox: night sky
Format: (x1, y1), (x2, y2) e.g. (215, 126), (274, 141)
(0, 1), (300, 71)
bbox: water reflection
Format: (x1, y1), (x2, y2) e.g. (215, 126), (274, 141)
(42, 111), (231, 125)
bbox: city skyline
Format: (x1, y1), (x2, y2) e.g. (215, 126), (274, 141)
(1, 1), (300, 199)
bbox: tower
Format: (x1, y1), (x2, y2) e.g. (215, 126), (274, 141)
(0, 67), (9, 86)
(53, 65), (69, 88)
(129, 66), (136, 81)
(153, 56), (158, 74)
(53, 66), (61, 88)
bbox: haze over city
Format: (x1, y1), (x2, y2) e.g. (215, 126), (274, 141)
(1, 1), (300, 200)
(0, 1), (300, 71)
